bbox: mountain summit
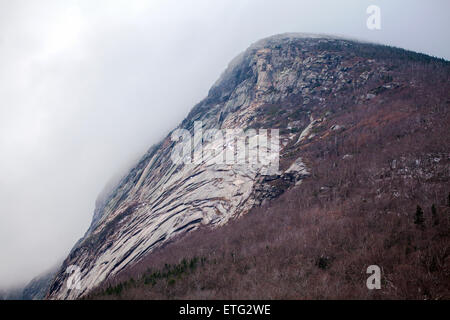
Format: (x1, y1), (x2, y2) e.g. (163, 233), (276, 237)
(47, 34), (450, 299)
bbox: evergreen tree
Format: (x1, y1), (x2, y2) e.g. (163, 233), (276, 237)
(431, 204), (439, 226)
(414, 205), (425, 228)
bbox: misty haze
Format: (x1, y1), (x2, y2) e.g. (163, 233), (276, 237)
(0, 0), (449, 305)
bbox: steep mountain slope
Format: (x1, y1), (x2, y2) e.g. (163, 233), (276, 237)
(21, 267), (58, 300)
(47, 33), (450, 299)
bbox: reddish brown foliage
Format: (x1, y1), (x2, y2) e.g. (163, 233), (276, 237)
(86, 51), (450, 300)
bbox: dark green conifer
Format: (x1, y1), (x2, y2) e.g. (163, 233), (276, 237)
(414, 205), (425, 228)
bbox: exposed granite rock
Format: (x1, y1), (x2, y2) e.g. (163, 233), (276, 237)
(47, 33), (428, 299)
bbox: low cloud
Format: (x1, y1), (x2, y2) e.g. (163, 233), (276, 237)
(0, 0), (449, 289)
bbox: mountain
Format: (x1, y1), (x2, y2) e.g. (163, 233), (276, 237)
(0, 266), (58, 300)
(22, 267), (58, 300)
(47, 33), (450, 299)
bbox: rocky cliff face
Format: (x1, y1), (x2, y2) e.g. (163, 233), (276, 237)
(47, 33), (449, 299)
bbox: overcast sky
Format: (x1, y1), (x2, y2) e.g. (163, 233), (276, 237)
(0, 0), (449, 290)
